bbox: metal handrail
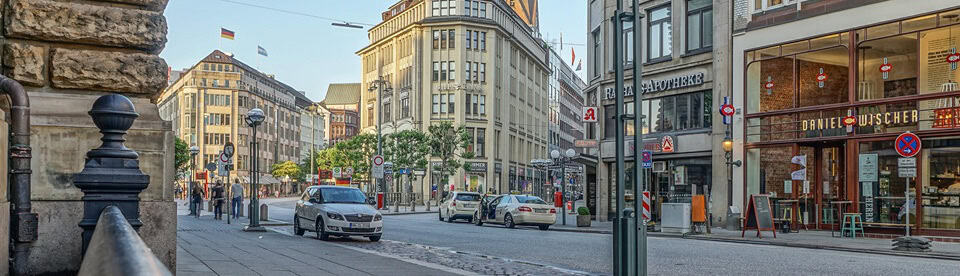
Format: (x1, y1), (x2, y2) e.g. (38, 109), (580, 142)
(78, 206), (171, 276)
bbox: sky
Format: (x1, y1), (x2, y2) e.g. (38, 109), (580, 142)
(161, 0), (588, 102)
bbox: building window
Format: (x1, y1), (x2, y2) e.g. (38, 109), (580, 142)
(449, 61), (456, 81)
(441, 62), (448, 80)
(432, 0), (440, 16)
(448, 30), (456, 48)
(433, 62), (440, 81)
(686, 0), (712, 53)
(466, 31), (472, 49)
(472, 94), (479, 115)
(433, 31), (440, 48)
(401, 97), (410, 118)
(480, 32), (487, 51)
(449, 93), (456, 113)
(624, 21), (634, 64)
(440, 0), (448, 15)
(592, 29), (601, 77)
(440, 94), (448, 113)
(441, 30), (448, 48)
(479, 95), (485, 115)
(648, 5), (672, 62)
(479, 1), (486, 17)
(472, 62), (479, 82)
(383, 102), (392, 122)
(479, 63), (486, 82)
(473, 31), (479, 50)
(476, 128), (485, 157)
(465, 62), (472, 82)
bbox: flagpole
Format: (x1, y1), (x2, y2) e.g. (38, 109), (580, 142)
(218, 26), (222, 51)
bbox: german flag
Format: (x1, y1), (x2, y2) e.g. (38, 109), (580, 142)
(220, 28), (235, 40)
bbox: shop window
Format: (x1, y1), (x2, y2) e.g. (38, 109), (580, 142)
(798, 47), (849, 107)
(859, 141), (911, 225)
(745, 146), (794, 200)
(658, 96), (676, 132)
(857, 34), (919, 101)
(918, 25), (960, 94)
(921, 138), (960, 230)
(649, 98), (662, 133)
(747, 56), (796, 113)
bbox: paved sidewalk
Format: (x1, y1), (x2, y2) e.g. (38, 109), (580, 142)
(177, 208), (462, 275)
(663, 228), (960, 260)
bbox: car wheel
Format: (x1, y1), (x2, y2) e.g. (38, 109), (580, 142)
(439, 211), (444, 222)
(474, 212), (484, 226)
(538, 225), (550, 231)
(467, 217), (473, 223)
(315, 218), (329, 241)
(446, 211), (454, 223)
(505, 213), (515, 229)
(368, 235), (382, 242)
(294, 216), (305, 236)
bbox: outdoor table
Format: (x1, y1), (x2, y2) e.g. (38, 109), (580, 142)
(829, 201), (853, 237)
(776, 199), (800, 232)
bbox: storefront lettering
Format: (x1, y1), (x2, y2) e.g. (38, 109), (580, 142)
(801, 110), (919, 132)
(603, 72), (705, 100)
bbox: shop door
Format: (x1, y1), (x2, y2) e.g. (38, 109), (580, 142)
(819, 145), (846, 229)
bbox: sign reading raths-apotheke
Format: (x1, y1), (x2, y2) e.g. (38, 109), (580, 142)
(603, 72), (706, 100)
(802, 109), (919, 132)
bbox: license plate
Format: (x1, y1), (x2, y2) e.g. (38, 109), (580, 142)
(535, 209), (546, 213)
(464, 204), (476, 208)
(349, 223), (369, 228)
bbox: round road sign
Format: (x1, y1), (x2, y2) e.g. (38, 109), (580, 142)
(895, 132), (921, 158)
(720, 104), (735, 116)
(372, 155), (384, 166)
(219, 152), (229, 163)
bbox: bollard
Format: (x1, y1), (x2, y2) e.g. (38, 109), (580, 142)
(260, 204), (269, 221)
(238, 202), (245, 217)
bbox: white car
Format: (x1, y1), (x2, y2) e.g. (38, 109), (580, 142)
(474, 195), (556, 230)
(439, 191), (482, 223)
(294, 186), (383, 241)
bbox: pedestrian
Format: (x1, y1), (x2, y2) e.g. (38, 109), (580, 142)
(212, 181), (225, 220)
(191, 182), (205, 218)
(231, 180), (244, 219)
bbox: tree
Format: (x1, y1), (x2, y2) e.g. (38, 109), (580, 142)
(427, 122), (473, 201)
(384, 129), (431, 204)
(174, 137), (191, 179)
(335, 134), (377, 183)
(270, 160), (302, 182)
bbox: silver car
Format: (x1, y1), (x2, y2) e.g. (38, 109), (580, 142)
(474, 195), (556, 230)
(294, 186), (383, 241)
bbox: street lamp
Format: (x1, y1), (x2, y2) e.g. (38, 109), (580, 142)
(189, 145), (199, 215)
(369, 78), (391, 209)
(551, 148), (577, 226)
(244, 108), (266, 232)
(722, 135), (741, 231)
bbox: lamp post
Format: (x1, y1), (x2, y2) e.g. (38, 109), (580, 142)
(552, 148), (577, 226)
(369, 78), (391, 209)
(189, 145), (199, 215)
(722, 135), (742, 230)
(244, 108), (266, 232)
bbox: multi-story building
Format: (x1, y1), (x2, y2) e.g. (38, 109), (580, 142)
(300, 102), (328, 182)
(357, 0), (551, 197)
(158, 50), (310, 188)
(731, 0), (960, 236)
(321, 83), (361, 146)
(585, 0), (729, 222)
(547, 48), (587, 154)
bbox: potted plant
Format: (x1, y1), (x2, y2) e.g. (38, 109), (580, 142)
(576, 207), (592, 227)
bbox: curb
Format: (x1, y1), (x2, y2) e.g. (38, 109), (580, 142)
(381, 211), (436, 216)
(651, 233), (960, 261)
(545, 227), (612, 234)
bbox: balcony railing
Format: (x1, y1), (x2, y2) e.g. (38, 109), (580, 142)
(77, 206), (171, 276)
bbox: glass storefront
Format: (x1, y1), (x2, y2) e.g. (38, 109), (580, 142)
(743, 9), (960, 234)
(607, 158), (711, 222)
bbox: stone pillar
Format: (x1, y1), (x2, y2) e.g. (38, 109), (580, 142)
(74, 94), (150, 254)
(1, 0), (174, 273)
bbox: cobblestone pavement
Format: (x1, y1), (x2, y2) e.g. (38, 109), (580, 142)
(267, 226), (595, 276)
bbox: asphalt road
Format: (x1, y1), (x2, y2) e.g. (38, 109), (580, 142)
(261, 198), (960, 275)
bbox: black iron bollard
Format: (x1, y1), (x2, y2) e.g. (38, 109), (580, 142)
(74, 94), (150, 254)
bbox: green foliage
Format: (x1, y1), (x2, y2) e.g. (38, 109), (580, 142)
(383, 129), (430, 176)
(270, 160), (302, 182)
(577, 206), (591, 216)
(427, 122), (473, 194)
(313, 134), (378, 181)
(174, 137), (191, 178)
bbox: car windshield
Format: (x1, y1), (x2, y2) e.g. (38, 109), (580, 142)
(455, 194), (481, 201)
(515, 196), (547, 204)
(320, 188), (366, 204)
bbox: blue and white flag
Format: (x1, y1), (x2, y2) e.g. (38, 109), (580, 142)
(257, 46), (268, 57)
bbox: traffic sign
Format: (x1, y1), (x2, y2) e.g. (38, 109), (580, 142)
(372, 155), (385, 178)
(720, 104), (735, 117)
(205, 162), (217, 172)
(898, 157), (916, 168)
(343, 167), (354, 178)
(895, 132), (921, 158)
(219, 152), (230, 163)
(899, 167), (917, 177)
(223, 142), (235, 158)
(583, 107), (598, 122)
(641, 191), (651, 221)
(641, 150), (653, 169)
(333, 167), (342, 178)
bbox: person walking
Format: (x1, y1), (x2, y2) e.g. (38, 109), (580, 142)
(191, 182), (206, 218)
(212, 181), (225, 220)
(231, 180), (244, 219)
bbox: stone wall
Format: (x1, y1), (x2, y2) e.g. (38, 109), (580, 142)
(0, 0), (174, 274)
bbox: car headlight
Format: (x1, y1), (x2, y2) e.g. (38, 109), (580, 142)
(327, 212), (344, 220)
(374, 214), (382, 221)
